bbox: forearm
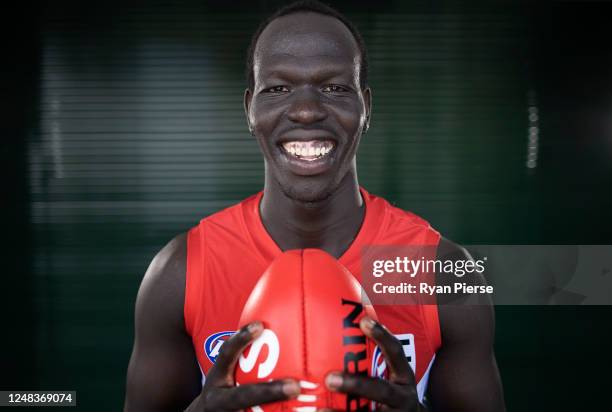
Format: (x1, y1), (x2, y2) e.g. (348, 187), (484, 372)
(184, 392), (205, 412)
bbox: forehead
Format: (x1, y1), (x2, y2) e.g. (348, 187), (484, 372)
(254, 12), (360, 79)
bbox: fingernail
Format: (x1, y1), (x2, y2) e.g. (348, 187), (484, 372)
(282, 380), (300, 397)
(247, 321), (263, 335)
(326, 373), (343, 390)
(360, 316), (376, 331)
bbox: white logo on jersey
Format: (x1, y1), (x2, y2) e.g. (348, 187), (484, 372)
(238, 329), (280, 378)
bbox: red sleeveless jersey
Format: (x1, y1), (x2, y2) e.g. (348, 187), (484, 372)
(185, 187), (441, 401)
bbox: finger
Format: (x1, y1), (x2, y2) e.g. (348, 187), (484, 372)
(325, 372), (408, 407)
(360, 317), (414, 384)
(207, 321), (263, 385)
(206, 379), (300, 410)
(318, 408), (394, 412)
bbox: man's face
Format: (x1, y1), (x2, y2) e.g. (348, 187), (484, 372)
(245, 12), (371, 203)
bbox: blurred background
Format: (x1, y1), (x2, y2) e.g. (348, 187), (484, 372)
(3, 0), (612, 410)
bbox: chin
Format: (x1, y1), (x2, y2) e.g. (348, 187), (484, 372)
(279, 178), (336, 204)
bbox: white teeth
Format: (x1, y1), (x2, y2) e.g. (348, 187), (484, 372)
(281, 140), (335, 160)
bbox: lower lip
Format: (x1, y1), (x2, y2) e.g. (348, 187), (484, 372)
(278, 146), (337, 176)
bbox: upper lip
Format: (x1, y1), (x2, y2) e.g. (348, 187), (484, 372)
(276, 130), (338, 145)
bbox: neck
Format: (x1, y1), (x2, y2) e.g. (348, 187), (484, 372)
(260, 171), (365, 259)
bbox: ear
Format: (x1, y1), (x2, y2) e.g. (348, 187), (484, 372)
(244, 88), (254, 135)
(362, 86), (372, 133)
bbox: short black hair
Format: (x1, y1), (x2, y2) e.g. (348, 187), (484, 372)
(245, 0), (369, 90)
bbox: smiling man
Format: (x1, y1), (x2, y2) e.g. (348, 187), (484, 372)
(124, 1), (505, 411)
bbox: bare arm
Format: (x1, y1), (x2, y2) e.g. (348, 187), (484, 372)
(124, 233), (299, 412)
(427, 237), (505, 411)
(124, 233), (203, 411)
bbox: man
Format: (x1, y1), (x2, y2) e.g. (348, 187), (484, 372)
(124, 1), (505, 411)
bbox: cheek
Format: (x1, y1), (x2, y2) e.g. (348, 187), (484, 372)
(332, 99), (365, 129)
(251, 100), (284, 136)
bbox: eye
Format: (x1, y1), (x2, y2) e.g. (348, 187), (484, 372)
(263, 85), (290, 93)
(322, 84), (349, 93)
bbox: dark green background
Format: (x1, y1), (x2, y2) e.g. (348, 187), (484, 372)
(3, 1), (612, 410)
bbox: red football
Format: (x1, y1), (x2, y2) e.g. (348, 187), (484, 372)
(235, 249), (378, 411)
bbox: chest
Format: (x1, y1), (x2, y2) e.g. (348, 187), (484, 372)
(189, 249), (437, 385)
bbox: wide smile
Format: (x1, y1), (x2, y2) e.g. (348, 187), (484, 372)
(277, 139), (338, 176)
(280, 139), (335, 161)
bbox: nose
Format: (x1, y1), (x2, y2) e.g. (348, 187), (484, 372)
(286, 87), (328, 124)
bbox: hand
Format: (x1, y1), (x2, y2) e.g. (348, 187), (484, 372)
(201, 321), (300, 411)
(322, 317), (422, 411)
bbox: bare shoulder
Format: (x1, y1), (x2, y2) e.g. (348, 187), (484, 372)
(144, 233), (187, 284)
(436, 236), (471, 261)
(136, 232), (188, 330)
(125, 232), (202, 412)
(428, 237), (504, 411)
(435, 236), (494, 343)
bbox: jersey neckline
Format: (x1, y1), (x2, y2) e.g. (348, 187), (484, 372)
(241, 186), (386, 268)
